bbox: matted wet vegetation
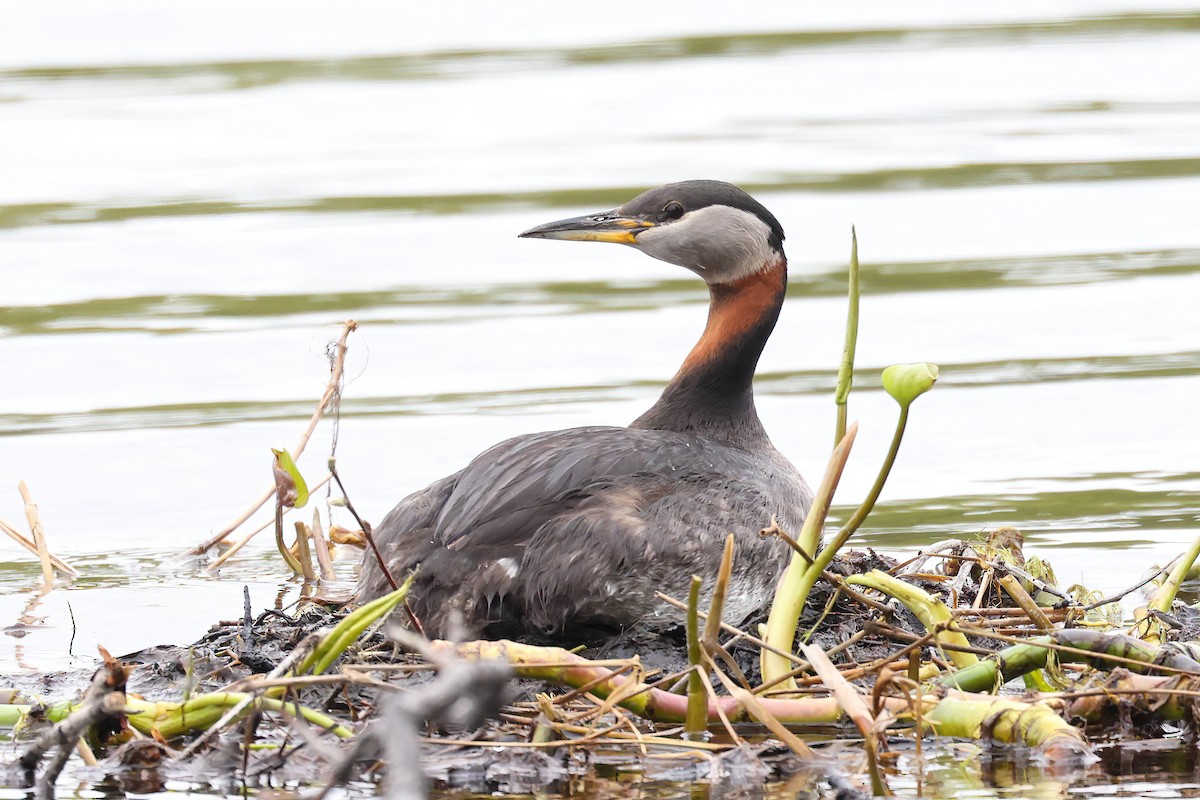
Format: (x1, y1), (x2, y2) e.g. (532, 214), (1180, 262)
(7, 525), (1200, 799)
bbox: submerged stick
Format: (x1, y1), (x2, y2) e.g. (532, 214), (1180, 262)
(191, 320), (358, 555)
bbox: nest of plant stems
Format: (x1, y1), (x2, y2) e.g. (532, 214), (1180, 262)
(9, 522), (1200, 799)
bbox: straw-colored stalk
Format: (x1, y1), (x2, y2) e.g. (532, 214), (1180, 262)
(18, 481), (54, 586)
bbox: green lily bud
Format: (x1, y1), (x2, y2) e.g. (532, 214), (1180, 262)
(881, 362), (939, 407)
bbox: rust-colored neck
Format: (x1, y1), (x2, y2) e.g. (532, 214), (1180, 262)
(632, 259), (787, 447)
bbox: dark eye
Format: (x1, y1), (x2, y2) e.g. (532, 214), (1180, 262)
(661, 201), (685, 221)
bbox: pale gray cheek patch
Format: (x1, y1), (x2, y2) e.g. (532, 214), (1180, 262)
(636, 206), (777, 282)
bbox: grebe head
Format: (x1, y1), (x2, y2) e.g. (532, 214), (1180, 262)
(518, 180), (786, 284)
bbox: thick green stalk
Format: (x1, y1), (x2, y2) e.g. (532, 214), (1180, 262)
(922, 696), (1089, 759)
(446, 639), (853, 725)
(0, 699), (78, 729)
(761, 425), (857, 690)
(760, 406), (909, 690)
(0, 704), (30, 727)
(940, 629), (1200, 692)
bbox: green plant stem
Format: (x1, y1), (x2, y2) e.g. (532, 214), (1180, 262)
(1151, 530), (1200, 614)
(762, 400), (914, 692)
(761, 425), (857, 690)
(124, 693), (353, 739)
(685, 576), (707, 735)
(0, 704), (30, 727)
(703, 535), (734, 653)
(274, 502), (303, 575)
(447, 639), (861, 725)
(834, 227), (859, 447)
(834, 404), (908, 548)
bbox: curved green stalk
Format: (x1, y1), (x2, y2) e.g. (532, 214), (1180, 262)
(762, 362), (938, 691)
(274, 502), (304, 575)
(761, 398), (913, 690)
(845, 570), (977, 668)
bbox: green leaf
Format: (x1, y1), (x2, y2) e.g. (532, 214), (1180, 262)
(271, 448), (309, 509)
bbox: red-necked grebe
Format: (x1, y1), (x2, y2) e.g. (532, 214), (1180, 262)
(356, 180), (813, 638)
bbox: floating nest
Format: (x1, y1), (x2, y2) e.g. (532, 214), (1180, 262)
(8, 526), (1200, 799)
